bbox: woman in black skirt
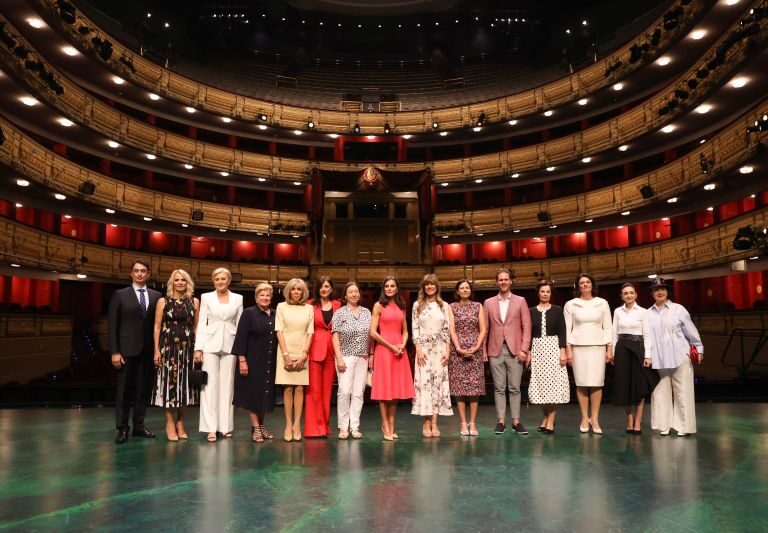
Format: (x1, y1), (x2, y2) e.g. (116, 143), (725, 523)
(611, 283), (659, 433)
(232, 283), (278, 442)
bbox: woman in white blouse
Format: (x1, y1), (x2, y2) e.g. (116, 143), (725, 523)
(564, 273), (612, 434)
(612, 283), (659, 434)
(194, 267), (243, 442)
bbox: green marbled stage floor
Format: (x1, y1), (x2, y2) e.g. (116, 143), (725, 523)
(0, 403), (767, 532)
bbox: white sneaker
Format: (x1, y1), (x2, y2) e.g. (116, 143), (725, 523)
(660, 430), (670, 436)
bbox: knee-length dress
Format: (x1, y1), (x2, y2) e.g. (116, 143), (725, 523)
(371, 304), (415, 401)
(528, 305), (569, 404)
(411, 301), (453, 416)
(448, 301), (485, 397)
(275, 302), (314, 386)
(564, 297), (612, 387)
(232, 305), (277, 413)
(152, 297), (197, 407)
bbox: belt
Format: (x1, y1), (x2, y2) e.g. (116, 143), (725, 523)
(618, 334), (643, 342)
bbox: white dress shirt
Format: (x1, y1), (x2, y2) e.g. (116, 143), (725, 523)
(131, 283), (148, 305)
(612, 304), (654, 359)
(498, 293), (511, 323)
(648, 300), (703, 370)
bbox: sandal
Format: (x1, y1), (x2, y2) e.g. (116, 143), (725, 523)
(338, 430), (349, 440)
(207, 432), (217, 442)
(432, 428), (441, 438)
(258, 425), (273, 440)
(175, 422), (188, 440)
(252, 426), (264, 443)
(351, 428), (362, 439)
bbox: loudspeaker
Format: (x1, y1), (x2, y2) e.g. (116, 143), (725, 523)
(537, 211), (551, 222)
(230, 273), (243, 284)
(78, 181), (96, 195)
(191, 209), (204, 221)
(640, 185), (654, 199)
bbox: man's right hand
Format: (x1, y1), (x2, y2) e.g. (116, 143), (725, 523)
(111, 353), (125, 369)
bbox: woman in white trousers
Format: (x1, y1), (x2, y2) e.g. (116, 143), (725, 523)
(647, 278), (703, 436)
(332, 282), (373, 439)
(194, 267), (243, 442)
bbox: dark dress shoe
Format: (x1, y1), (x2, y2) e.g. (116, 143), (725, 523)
(132, 426), (156, 438)
(115, 427), (129, 444)
(494, 422), (505, 434)
(537, 426), (547, 433)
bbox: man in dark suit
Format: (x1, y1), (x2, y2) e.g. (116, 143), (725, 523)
(108, 259), (161, 443)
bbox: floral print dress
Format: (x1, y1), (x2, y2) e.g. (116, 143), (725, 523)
(152, 297), (197, 407)
(448, 301), (486, 397)
(411, 301), (454, 416)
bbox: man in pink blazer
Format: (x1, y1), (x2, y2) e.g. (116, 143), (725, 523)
(483, 268), (532, 435)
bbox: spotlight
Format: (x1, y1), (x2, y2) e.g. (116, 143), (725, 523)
(733, 225), (768, 253)
(432, 121), (439, 130)
(307, 118), (315, 129)
(537, 211), (551, 222)
(384, 122), (391, 134)
(353, 123), (360, 134)
(640, 185), (654, 199)
(57, 0), (77, 25)
(476, 112), (486, 127)
(699, 153), (710, 174)
(258, 113), (268, 122)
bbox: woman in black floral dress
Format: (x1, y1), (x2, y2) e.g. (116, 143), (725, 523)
(153, 269), (200, 441)
(448, 280), (487, 436)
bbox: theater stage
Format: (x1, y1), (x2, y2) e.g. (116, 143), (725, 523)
(0, 403), (766, 532)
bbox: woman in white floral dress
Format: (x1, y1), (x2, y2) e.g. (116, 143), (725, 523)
(412, 274), (454, 437)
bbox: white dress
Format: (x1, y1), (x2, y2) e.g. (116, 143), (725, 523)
(411, 301), (453, 416)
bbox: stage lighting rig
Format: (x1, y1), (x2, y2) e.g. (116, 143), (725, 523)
(732, 225), (768, 255)
(746, 113), (768, 133)
(699, 153), (710, 174)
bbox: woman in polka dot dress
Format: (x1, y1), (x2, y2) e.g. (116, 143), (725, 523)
(528, 280), (570, 433)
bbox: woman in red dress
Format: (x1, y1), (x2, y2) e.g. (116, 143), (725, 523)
(370, 277), (414, 441)
(305, 276), (341, 437)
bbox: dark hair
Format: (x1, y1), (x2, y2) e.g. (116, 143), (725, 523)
(496, 268), (512, 281)
(536, 280), (553, 293)
(620, 282), (636, 292)
(311, 276), (335, 306)
(454, 279), (473, 301)
(573, 273), (598, 297)
(341, 281), (361, 305)
(378, 276), (405, 309)
(131, 259), (150, 272)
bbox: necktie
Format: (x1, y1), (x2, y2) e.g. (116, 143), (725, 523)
(138, 288), (147, 316)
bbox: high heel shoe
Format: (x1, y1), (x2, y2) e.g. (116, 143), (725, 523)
(284, 426), (293, 442)
(175, 422), (188, 440)
(589, 420), (603, 435)
(166, 424), (179, 442)
(579, 421), (589, 433)
(292, 426), (302, 442)
(468, 422), (479, 436)
(460, 423), (469, 436)
(259, 425), (273, 440)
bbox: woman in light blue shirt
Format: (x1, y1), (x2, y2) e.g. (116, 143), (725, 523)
(647, 278), (703, 436)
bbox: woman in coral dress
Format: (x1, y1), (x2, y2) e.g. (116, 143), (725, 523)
(370, 276), (414, 441)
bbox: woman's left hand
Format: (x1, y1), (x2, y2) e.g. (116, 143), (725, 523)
(642, 357), (652, 368)
(605, 348), (614, 364)
(441, 351), (450, 366)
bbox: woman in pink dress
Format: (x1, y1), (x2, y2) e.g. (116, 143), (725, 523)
(370, 276), (414, 441)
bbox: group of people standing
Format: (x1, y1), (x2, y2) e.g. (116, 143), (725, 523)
(108, 260), (704, 445)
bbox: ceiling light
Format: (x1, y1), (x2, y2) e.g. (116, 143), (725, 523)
(726, 0), (740, 4)
(185, 107), (196, 113)
(696, 104), (711, 114)
(750, 194), (756, 198)
(112, 76), (125, 85)
(402, 134), (412, 139)
(578, 98), (588, 106)
(257, 178), (266, 182)
(661, 125), (675, 133)
(58, 118), (74, 127)
(307, 119), (315, 129)
(511, 173), (519, 178)
(473, 126), (482, 132)
(219, 228), (227, 232)
(329, 133), (339, 139)
(184, 164), (193, 170)
(143, 216), (153, 221)
(513, 229), (521, 233)
(63, 214), (72, 219)
(613, 83), (623, 91)
(441, 182), (448, 187)
(62, 46), (79, 56)
(17, 179), (30, 187)
(27, 18), (45, 29)
(76, 273), (87, 279)
(220, 172), (229, 177)
(616, 225), (624, 229)
(477, 233), (484, 237)
(54, 193), (66, 200)
(15, 203), (22, 208)
(111, 224), (118, 228)
(146, 154), (156, 160)
(257, 125), (267, 130)
(149, 93), (160, 100)
(661, 217), (669, 221)
(621, 211), (630, 216)
(618, 144), (629, 151)
(585, 219), (593, 223)
(442, 235), (449, 239)
(106, 208), (116, 214)
(222, 117), (232, 123)
(704, 183), (716, 191)
(508, 119), (518, 126)
(730, 77), (748, 88)
(699, 139), (707, 144)
(366, 135), (376, 140)
(656, 56), (671, 66)
(667, 197), (678, 203)
(648, 273), (658, 279)
(550, 225), (557, 229)
(690, 29), (706, 40)
(739, 165), (754, 174)
(581, 157), (591, 163)
(706, 206), (714, 211)
(439, 131), (448, 137)
(293, 181), (302, 186)
(543, 110), (553, 117)
(181, 223), (188, 228)
(293, 130), (303, 135)
(546, 166), (556, 172)
(11, 263), (21, 268)
(107, 140), (119, 149)
(19, 96), (38, 106)
(475, 179), (483, 184)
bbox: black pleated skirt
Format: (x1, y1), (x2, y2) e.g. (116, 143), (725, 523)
(612, 338), (660, 406)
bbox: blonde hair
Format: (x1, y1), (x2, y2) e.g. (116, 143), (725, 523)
(255, 283), (273, 297)
(211, 267), (232, 284)
(283, 278), (309, 305)
(166, 269), (194, 299)
(416, 273), (445, 315)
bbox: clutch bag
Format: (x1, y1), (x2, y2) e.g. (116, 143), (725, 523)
(190, 369), (208, 387)
(689, 346), (699, 365)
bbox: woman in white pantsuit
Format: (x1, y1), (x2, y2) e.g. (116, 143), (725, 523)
(564, 273), (613, 434)
(194, 267), (243, 442)
(332, 281), (372, 440)
(647, 278), (703, 436)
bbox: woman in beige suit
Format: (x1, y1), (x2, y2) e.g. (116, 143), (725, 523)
(194, 267), (244, 442)
(275, 278), (314, 442)
(564, 273), (612, 434)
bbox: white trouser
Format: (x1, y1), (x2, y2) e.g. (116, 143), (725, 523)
(651, 358), (697, 434)
(199, 351), (235, 433)
(336, 356), (368, 431)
